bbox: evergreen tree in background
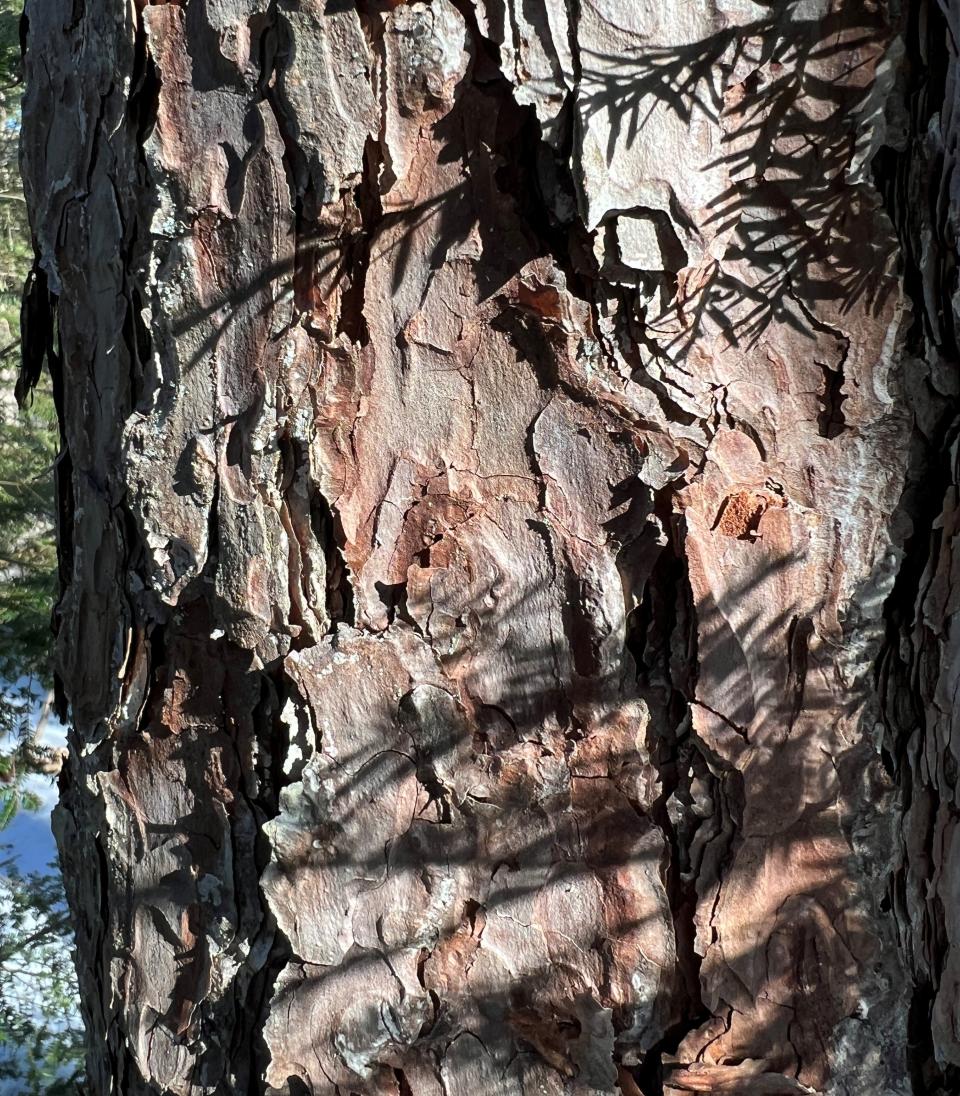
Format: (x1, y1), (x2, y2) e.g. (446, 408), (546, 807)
(0, 849), (83, 1093)
(0, 0), (58, 828)
(0, 1), (83, 1091)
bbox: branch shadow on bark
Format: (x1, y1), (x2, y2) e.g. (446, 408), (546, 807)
(574, 0), (898, 354)
(161, 1), (899, 390)
(246, 528), (885, 1096)
(48, 2), (911, 1094)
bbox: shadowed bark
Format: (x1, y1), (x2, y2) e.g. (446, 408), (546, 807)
(16, 0), (960, 1093)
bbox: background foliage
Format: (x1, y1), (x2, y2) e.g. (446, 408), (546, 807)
(0, 850), (83, 1094)
(0, 0), (84, 1090)
(0, 0), (57, 828)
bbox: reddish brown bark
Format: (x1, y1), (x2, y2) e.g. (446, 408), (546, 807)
(18, 0), (960, 1093)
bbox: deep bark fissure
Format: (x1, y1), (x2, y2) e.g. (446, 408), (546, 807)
(871, 1), (960, 1091)
(630, 528), (712, 1096)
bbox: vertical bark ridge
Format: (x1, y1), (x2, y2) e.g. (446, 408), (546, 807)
(875, 2), (960, 1093)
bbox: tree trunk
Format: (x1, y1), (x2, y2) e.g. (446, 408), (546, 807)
(18, 0), (959, 1093)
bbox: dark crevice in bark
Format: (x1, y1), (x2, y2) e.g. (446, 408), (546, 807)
(375, 579), (419, 631)
(627, 518), (710, 1093)
(446, 0), (598, 316)
(224, 667), (299, 1094)
(16, 262), (57, 405)
(816, 359), (847, 439)
(309, 487), (356, 631)
(907, 982), (945, 1096)
(140, 614), (169, 733)
(239, 813), (288, 1089)
(127, 0), (160, 415)
(873, 1), (960, 1093)
(337, 135), (383, 345)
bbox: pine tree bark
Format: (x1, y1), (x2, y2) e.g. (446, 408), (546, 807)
(18, 0), (959, 1093)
